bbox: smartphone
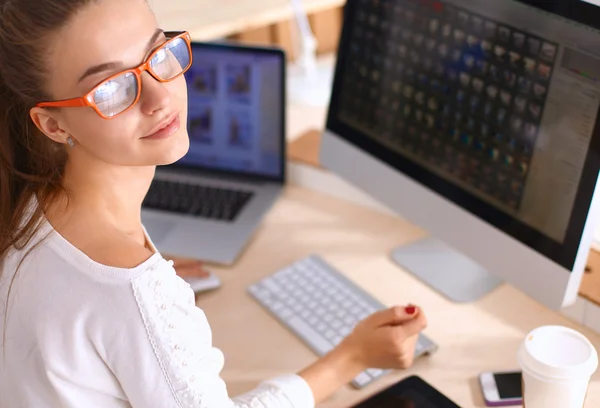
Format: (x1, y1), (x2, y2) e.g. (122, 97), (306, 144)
(479, 370), (523, 407)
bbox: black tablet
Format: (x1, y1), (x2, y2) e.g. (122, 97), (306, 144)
(352, 376), (461, 408)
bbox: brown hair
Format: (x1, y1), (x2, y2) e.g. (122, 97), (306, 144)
(0, 0), (95, 264)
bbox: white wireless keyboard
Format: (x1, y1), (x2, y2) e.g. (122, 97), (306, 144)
(248, 254), (438, 388)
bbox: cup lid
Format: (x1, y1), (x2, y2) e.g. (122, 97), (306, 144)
(518, 326), (598, 380)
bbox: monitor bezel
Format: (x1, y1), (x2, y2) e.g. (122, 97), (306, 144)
(170, 41), (287, 183)
(325, 0), (600, 270)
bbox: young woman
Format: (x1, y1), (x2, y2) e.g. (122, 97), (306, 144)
(0, 0), (428, 406)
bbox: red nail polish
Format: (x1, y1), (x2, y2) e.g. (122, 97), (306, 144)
(405, 306), (416, 315)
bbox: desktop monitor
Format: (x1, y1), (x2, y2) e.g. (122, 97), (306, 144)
(320, 0), (600, 309)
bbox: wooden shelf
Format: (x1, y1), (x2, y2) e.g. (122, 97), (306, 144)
(287, 129), (324, 168)
(227, 5), (344, 61)
(582, 250), (600, 306)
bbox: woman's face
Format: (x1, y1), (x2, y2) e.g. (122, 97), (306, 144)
(33, 0), (189, 167)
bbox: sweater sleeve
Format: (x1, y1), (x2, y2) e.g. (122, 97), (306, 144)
(113, 258), (315, 408)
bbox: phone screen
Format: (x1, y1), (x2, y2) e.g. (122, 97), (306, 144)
(494, 372), (523, 399)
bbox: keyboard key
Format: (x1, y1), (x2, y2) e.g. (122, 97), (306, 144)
(325, 330), (337, 340)
(262, 279), (283, 294)
(353, 372), (372, 387)
(280, 308), (293, 320)
(367, 368), (384, 377)
(248, 285), (265, 298)
(344, 315), (356, 325)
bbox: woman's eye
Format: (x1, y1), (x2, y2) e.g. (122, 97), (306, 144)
(96, 81), (120, 97)
(152, 48), (168, 65)
(94, 81), (122, 103)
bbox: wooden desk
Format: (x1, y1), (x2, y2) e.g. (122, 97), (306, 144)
(150, 0), (345, 41)
(196, 185), (600, 408)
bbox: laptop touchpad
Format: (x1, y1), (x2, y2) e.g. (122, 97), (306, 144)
(143, 218), (177, 244)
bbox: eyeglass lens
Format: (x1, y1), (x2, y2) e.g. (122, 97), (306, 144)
(92, 36), (191, 117)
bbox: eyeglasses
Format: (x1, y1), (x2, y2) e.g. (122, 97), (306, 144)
(36, 31), (193, 119)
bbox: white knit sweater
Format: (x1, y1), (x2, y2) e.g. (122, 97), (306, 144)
(0, 215), (314, 408)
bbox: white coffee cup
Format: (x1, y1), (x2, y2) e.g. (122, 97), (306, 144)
(517, 325), (598, 408)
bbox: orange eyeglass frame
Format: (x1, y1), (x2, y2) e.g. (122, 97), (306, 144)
(35, 31), (193, 119)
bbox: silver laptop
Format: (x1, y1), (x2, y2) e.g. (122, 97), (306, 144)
(142, 42), (286, 265)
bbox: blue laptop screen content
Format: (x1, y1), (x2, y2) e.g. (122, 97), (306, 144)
(178, 46), (283, 179)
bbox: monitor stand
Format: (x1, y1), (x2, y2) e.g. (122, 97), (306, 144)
(391, 238), (504, 303)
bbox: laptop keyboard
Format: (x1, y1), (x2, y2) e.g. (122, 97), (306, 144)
(143, 179), (254, 222)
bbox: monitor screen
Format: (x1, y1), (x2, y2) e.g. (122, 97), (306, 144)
(327, 0), (600, 269)
(176, 43), (285, 181)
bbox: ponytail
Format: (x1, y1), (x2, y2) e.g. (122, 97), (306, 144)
(0, 0), (85, 267)
(0, 69), (27, 261)
(0, 68), (67, 265)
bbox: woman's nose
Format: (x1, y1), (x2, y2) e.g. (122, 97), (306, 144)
(139, 71), (171, 115)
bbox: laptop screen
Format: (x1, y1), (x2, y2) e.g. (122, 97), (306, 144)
(175, 43), (285, 181)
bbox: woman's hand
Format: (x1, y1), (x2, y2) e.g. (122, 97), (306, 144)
(165, 256), (210, 279)
(341, 304), (427, 371)
(298, 304), (427, 404)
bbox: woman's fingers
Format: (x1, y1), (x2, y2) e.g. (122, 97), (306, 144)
(165, 256), (211, 278)
(175, 262), (211, 278)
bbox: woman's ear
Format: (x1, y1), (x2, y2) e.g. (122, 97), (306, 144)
(29, 107), (71, 145)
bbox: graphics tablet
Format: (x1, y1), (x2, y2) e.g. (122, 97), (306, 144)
(352, 375), (461, 408)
